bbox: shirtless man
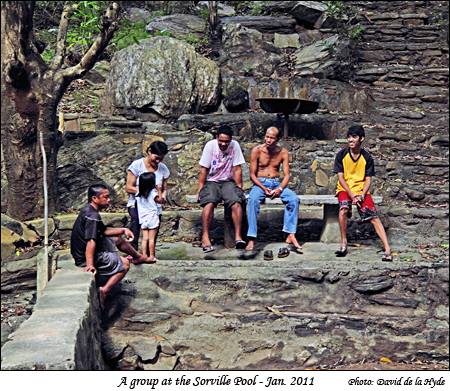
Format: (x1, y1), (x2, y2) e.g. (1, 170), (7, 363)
(245, 126), (302, 253)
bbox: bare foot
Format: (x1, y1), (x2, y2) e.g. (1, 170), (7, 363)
(285, 234), (302, 250)
(245, 240), (255, 251)
(130, 255), (154, 264)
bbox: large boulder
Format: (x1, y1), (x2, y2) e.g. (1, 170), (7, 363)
(104, 37), (220, 119)
(293, 34), (353, 80)
(220, 24), (283, 79)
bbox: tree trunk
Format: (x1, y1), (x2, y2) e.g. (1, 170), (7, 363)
(207, 1), (219, 39)
(1, 1), (119, 220)
(1, 2), (60, 220)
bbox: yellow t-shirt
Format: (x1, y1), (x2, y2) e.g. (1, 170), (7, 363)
(334, 148), (375, 195)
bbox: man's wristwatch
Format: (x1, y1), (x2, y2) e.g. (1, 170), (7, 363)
(278, 187), (283, 192)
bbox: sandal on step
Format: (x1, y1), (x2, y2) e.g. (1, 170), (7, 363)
(277, 247), (290, 258)
(287, 243), (303, 254)
(263, 250), (273, 261)
(335, 246), (348, 257)
(202, 245), (216, 253)
(381, 253), (393, 262)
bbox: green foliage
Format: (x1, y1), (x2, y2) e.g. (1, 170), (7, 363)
(233, 1), (266, 15)
(149, 10), (168, 18)
(183, 33), (208, 48)
(197, 6), (210, 21)
(440, 243), (449, 250)
(322, 39), (336, 55)
(349, 25), (365, 40)
(324, 1), (345, 19)
(248, 2), (264, 15)
(153, 30), (174, 38)
(41, 47), (55, 64)
(324, 1), (365, 42)
(111, 20), (149, 51)
(242, 65), (254, 76)
(66, 1), (108, 51)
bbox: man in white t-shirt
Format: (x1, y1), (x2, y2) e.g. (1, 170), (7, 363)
(197, 125), (247, 252)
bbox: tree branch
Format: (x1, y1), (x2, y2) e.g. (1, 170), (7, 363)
(50, 2), (77, 70)
(60, 2), (120, 81)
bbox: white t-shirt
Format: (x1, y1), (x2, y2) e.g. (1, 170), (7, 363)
(199, 139), (245, 182)
(127, 158), (170, 210)
(136, 189), (160, 229)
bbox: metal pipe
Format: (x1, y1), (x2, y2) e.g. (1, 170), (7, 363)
(38, 131), (49, 299)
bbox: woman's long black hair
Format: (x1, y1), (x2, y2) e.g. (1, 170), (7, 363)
(137, 172), (156, 199)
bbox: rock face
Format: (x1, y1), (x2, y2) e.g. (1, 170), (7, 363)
(146, 14), (206, 39)
(103, 256), (449, 370)
(220, 24), (283, 79)
(104, 37), (220, 119)
(219, 16), (297, 34)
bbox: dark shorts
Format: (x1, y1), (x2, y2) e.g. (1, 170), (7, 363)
(199, 181), (246, 209)
(95, 251), (125, 286)
(337, 191), (378, 221)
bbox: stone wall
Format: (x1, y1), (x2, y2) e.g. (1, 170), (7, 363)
(347, 0), (449, 242)
(1, 255), (104, 370)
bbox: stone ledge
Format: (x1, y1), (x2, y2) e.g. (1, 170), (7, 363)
(1, 259), (104, 370)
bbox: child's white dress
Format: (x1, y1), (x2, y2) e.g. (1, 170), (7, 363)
(136, 189), (160, 229)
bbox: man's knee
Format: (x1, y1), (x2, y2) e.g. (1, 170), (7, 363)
(202, 202), (216, 212)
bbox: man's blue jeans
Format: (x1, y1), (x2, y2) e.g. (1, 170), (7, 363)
(246, 177), (299, 239)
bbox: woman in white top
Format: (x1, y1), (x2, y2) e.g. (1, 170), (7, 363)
(126, 141), (170, 249)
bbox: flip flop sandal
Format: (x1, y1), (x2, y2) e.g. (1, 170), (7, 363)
(202, 245), (216, 253)
(287, 244), (303, 254)
(263, 250), (273, 261)
(381, 253), (393, 262)
(235, 240), (246, 250)
(278, 247), (290, 258)
(335, 246), (348, 257)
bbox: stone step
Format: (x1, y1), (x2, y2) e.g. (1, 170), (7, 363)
(103, 250), (449, 369)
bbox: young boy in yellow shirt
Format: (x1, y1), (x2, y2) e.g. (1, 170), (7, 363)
(333, 125), (392, 261)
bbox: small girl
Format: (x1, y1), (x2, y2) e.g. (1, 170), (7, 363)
(136, 172), (162, 262)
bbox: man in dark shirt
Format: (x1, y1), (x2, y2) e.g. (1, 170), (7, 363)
(71, 184), (153, 303)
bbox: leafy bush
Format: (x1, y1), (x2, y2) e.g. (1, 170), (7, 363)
(324, 1), (365, 42)
(111, 20), (149, 51)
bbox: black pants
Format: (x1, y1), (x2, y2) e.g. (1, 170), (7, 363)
(127, 205), (140, 250)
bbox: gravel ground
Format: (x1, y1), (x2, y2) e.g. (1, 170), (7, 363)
(1, 290), (35, 347)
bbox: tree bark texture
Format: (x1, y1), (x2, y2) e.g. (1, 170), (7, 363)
(1, 1), (119, 220)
